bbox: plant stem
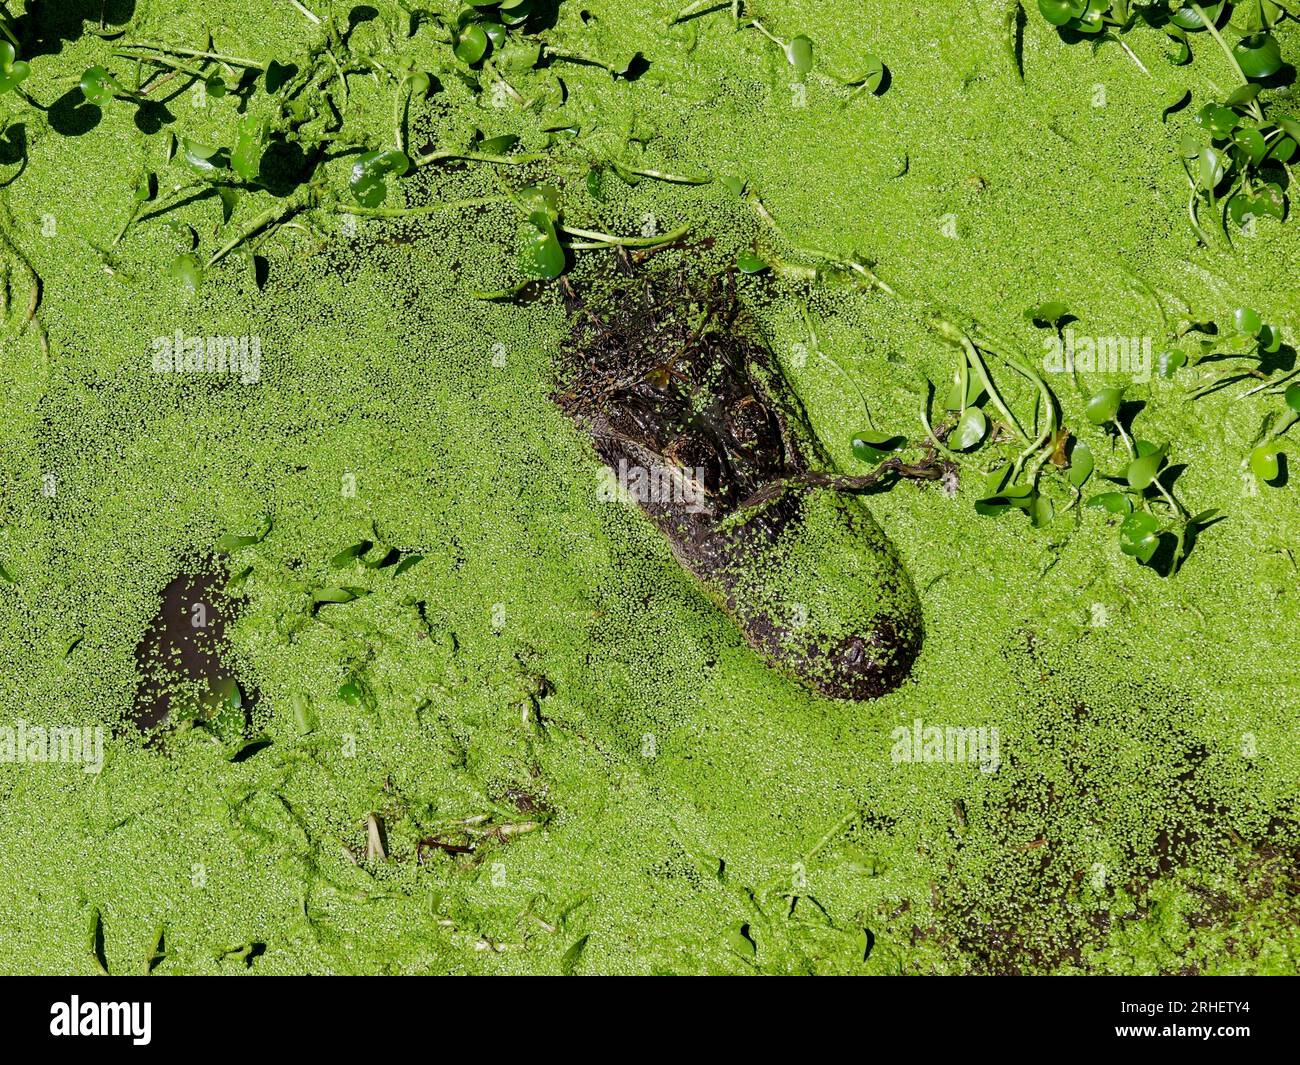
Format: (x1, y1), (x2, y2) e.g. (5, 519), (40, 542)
(957, 333), (1027, 441)
(413, 148), (544, 168)
(286, 0), (321, 24)
(119, 42), (264, 69)
(1190, 4), (1249, 88)
(206, 189), (311, 268)
(560, 222), (691, 248)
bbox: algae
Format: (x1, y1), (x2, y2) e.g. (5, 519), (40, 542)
(0, 0), (1295, 974)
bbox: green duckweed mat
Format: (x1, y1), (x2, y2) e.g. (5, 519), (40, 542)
(0, 0), (1296, 974)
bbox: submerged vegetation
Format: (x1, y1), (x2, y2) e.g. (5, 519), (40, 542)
(0, 0), (1295, 975)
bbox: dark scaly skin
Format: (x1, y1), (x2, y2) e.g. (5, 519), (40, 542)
(556, 271), (935, 700)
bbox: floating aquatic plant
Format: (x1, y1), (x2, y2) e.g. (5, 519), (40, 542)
(1032, 1), (1298, 237)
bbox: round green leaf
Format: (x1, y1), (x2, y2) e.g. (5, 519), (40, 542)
(1086, 491), (1133, 514)
(786, 36), (814, 76)
(1197, 146), (1227, 189)
(852, 432), (906, 464)
(1233, 126), (1267, 165)
(349, 149), (411, 207)
(1156, 349), (1187, 379)
(736, 251), (769, 275)
(1025, 301), (1069, 327)
(953, 407), (987, 450)
(1038, 0), (1087, 27)
(519, 210), (565, 280)
(80, 66), (118, 105)
(1235, 33), (1283, 79)
(1249, 443), (1281, 482)
(455, 24), (489, 65)
(1126, 443), (1169, 491)
(1233, 307), (1263, 337)
(1119, 511), (1160, 562)
(168, 253), (203, 294)
(1085, 387), (1123, 425)
(1171, 2), (1225, 31)
(1068, 440), (1094, 488)
(1285, 383), (1300, 413)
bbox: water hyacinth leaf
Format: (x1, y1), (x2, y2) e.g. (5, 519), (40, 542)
(786, 36), (814, 76)
(183, 138), (223, 173)
(1286, 383), (1300, 414)
(721, 176), (746, 196)
(168, 253), (203, 293)
(1197, 146), (1227, 189)
(1276, 114), (1300, 142)
(560, 933), (591, 975)
(517, 184), (560, 219)
(848, 55), (885, 94)
(1126, 443), (1169, 491)
(725, 925), (757, 958)
(291, 693), (315, 734)
(330, 541), (373, 567)
(232, 115), (269, 183)
(1266, 136), (1297, 164)
(1085, 387), (1122, 425)
(1086, 491), (1133, 514)
(1025, 301), (1069, 327)
(1038, 0), (1086, 27)
(0, 41), (30, 94)
(736, 250), (769, 275)
(216, 517), (271, 552)
(1249, 443), (1281, 481)
(1234, 307), (1263, 337)
(392, 553), (424, 576)
(478, 133), (519, 155)
(1235, 33), (1283, 79)
(349, 149), (410, 207)
(1030, 493), (1054, 528)
(217, 186), (239, 226)
(1156, 348), (1187, 379)
(1171, 2), (1225, 30)
(1258, 324), (1281, 354)
(852, 432), (906, 464)
(519, 210), (565, 280)
(1224, 83), (1262, 107)
(313, 586), (369, 605)
(1068, 440), (1094, 488)
(1119, 511), (1160, 563)
(946, 368), (983, 412)
(1232, 0), (1285, 32)
(953, 407), (987, 450)
(80, 66), (119, 105)
(1233, 127), (1267, 166)
(1195, 104), (1237, 136)
(975, 481), (1033, 517)
(455, 24), (489, 65)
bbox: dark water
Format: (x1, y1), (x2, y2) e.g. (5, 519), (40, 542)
(131, 563), (255, 738)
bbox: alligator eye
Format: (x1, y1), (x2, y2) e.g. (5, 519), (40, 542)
(663, 431), (722, 494)
(727, 395), (779, 452)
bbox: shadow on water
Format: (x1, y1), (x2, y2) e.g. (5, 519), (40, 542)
(10, 1), (137, 59)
